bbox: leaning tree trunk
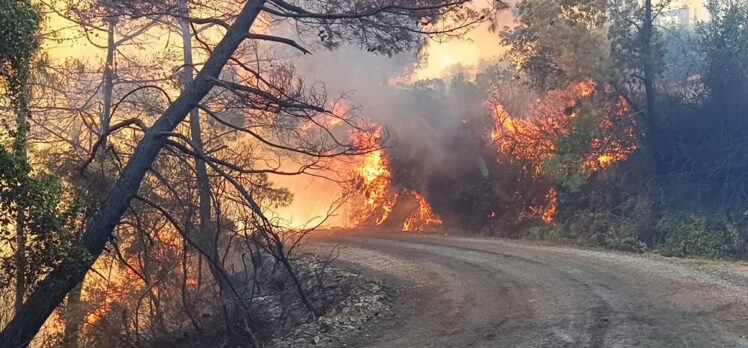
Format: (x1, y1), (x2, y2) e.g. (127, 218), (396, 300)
(179, 4), (235, 307)
(0, 2), (266, 346)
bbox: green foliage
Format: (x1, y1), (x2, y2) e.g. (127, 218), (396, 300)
(0, 0), (40, 158)
(0, 0), (40, 87)
(542, 109), (599, 193)
(608, 0), (666, 83)
(589, 197), (652, 252)
(0, 0), (39, 63)
(500, 0), (610, 91)
(661, 27), (702, 89)
(551, 197), (651, 252)
(496, 0), (748, 260)
(527, 223), (569, 242)
(0, 0), (86, 295)
(543, 155), (585, 193)
(0, 144), (87, 291)
(696, 0), (748, 114)
(542, 92), (633, 195)
(656, 212), (739, 258)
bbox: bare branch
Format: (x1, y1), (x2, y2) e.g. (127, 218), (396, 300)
(246, 33), (311, 54)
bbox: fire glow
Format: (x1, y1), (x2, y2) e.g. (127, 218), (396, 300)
(402, 191), (443, 232)
(348, 127), (442, 232)
(489, 80), (637, 223)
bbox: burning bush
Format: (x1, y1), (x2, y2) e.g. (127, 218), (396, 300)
(347, 127), (443, 232)
(488, 78), (638, 224)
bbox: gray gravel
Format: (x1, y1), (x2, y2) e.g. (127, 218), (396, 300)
(269, 259), (394, 348)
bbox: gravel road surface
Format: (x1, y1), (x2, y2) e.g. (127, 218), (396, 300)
(308, 230), (748, 348)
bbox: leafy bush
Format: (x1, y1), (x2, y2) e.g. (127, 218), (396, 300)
(527, 223), (567, 241)
(656, 212), (739, 258)
(538, 197), (651, 252)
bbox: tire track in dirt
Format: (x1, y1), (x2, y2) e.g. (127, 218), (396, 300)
(308, 231), (748, 348)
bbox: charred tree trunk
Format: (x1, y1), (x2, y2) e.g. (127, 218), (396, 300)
(0, 2), (266, 345)
(642, 0), (662, 174)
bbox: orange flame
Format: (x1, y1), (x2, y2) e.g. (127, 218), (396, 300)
(402, 191), (443, 232)
(82, 230), (192, 330)
(541, 188), (558, 224)
(490, 103), (555, 176)
(489, 79), (636, 223)
(298, 101), (349, 133)
(349, 126), (398, 226)
(348, 126), (442, 231)
(84, 256), (143, 327)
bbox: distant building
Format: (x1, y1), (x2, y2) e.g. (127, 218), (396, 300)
(654, 0), (709, 26)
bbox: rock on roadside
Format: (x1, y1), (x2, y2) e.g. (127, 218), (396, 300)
(270, 263), (394, 348)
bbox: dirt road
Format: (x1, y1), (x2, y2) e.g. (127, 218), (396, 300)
(309, 231), (748, 348)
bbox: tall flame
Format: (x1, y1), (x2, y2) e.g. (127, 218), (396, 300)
(349, 127), (399, 226)
(348, 127), (442, 231)
(542, 188), (558, 224)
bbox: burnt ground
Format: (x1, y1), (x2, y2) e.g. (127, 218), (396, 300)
(305, 230), (748, 348)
